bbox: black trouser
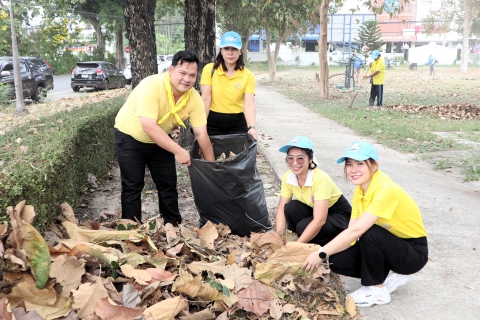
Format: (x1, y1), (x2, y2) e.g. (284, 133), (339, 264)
(369, 84), (383, 106)
(284, 195), (351, 246)
(329, 224), (428, 286)
(114, 129), (181, 225)
(207, 110), (248, 136)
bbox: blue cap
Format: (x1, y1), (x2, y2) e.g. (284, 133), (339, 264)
(220, 31), (242, 49)
(371, 50), (380, 59)
(337, 141), (378, 164)
(279, 136), (314, 153)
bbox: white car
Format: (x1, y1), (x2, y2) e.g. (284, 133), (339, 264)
(158, 54), (173, 73)
(123, 64), (132, 84)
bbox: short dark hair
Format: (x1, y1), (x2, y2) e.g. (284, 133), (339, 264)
(172, 50), (200, 69)
(213, 48), (245, 72)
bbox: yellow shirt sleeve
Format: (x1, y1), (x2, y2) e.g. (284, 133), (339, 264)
(366, 186), (399, 220)
(200, 63), (214, 86)
(244, 68), (256, 95)
(187, 91), (207, 128)
(280, 171), (293, 198)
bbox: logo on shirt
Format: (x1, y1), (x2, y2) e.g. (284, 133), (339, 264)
(348, 143), (361, 152)
(380, 223), (391, 230)
(235, 82), (242, 90)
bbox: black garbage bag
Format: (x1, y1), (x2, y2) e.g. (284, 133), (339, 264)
(188, 133), (272, 236)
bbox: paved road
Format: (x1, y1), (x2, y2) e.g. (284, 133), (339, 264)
(49, 74), (95, 101)
(254, 84), (480, 320)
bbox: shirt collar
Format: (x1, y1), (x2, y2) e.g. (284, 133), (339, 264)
(216, 65), (243, 78)
(286, 169), (314, 187)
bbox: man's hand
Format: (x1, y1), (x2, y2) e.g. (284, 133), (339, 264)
(175, 148), (191, 166)
(301, 250), (322, 273)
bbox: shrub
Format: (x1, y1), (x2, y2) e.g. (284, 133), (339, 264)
(0, 96), (125, 232)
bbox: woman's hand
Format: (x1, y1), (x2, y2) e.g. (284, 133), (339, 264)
(248, 127), (258, 140)
(301, 250), (322, 273)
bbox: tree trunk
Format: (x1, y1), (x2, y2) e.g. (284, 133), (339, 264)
(242, 30), (251, 63)
(8, 1), (27, 114)
(122, 0), (158, 88)
(264, 24), (279, 82)
(318, 1), (329, 99)
(460, 2), (473, 73)
(115, 26), (125, 70)
(86, 16), (105, 52)
(180, 0), (216, 148)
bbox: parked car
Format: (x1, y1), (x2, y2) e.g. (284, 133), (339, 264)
(71, 61), (125, 92)
(157, 54), (173, 73)
(0, 56), (54, 102)
(124, 64), (132, 84)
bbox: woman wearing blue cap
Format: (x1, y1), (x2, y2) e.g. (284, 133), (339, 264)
(276, 136), (351, 246)
(302, 140), (428, 307)
(200, 31), (258, 140)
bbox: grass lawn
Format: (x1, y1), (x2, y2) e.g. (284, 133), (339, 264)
(248, 62), (480, 182)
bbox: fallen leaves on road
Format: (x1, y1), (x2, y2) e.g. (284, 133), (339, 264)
(0, 200), (351, 319)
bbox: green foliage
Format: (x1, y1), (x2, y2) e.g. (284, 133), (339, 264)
(354, 20), (383, 52)
(464, 156), (480, 181)
(0, 82), (13, 109)
(49, 50), (79, 75)
(0, 96), (125, 233)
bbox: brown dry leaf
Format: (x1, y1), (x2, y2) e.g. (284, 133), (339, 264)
(6, 275), (57, 308)
(217, 278), (235, 290)
(72, 279), (109, 318)
(94, 297), (143, 320)
(283, 303), (296, 313)
(187, 260), (226, 275)
(172, 269), (238, 307)
(317, 309), (342, 315)
(236, 280), (273, 316)
(19, 204), (35, 225)
(63, 241), (122, 264)
(49, 255), (85, 297)
(195, 221), (218, 251)
(214, 223), (231, 237)
(62, 221), (144, 242)
(345, 295), (357, 317)
(179, 307), (215, 319)
(11, 307), (42, 320)
(59, 202), (78, 224)
(165, 223), (178, 244)
(143, 296), (187, 320)
(120, 264), (152, 285)
(166, 242), (184, 257)
(254, 242), (320, 285)
(251, 231), (284, 249)
(24, 296), (72, 320)
(216, 311), (228, 320)
(7, 203), (23, 249)
(221, 264), (253, 293)
(269, 299), (283, 320)
(180, 225), (202, 246)
(145, 268), (178, 282)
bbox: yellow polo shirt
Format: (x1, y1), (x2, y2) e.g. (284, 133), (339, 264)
(200, 63), (255, 114)
(280, 168), (342, 208)
(371, 56), (385, 85)
(351, 170), (427, 238)
(115, 74), (206, 143)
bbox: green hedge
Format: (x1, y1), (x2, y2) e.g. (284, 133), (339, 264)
(0, 96), (125, 233)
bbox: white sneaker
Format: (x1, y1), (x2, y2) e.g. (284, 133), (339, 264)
(384, 271), (411, 294)
(348, 285), (391, 307)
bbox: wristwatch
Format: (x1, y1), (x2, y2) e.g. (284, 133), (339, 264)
(248, 126), (255, 130)
(318, 247), (328, 261)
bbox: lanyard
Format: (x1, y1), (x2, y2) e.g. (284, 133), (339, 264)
(157, 73), (190, 129)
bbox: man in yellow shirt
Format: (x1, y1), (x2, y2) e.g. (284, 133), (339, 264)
(114, 50), (214, 225)
(363, 50), (385, 107)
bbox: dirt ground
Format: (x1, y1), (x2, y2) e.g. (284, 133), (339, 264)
(74, 151), (282, 228)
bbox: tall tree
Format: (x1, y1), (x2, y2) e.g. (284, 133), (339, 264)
(421, 2), (455, 47)
(180, 0), (215, 147)
(122, 0), (157, 88)
(354, 20), (383, 52)
(5, 0), (27, 114)
(317, 0), (329, 98)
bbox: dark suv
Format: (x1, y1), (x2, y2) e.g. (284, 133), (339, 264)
(71, 61), (125, 92)
(0, 56), (54, 102)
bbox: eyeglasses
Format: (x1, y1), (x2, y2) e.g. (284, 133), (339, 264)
(285, 156), (306, 165)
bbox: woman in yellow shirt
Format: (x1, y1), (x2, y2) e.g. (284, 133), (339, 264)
(275, 136), (351, 245)
(302, 140), (428, 308)
(200, 31), (257, 140)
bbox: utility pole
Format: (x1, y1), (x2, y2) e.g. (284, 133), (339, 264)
(6, 0), (28, 114)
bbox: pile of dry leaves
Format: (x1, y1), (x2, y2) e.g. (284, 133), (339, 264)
(382, 103), (480, 120)
(0, 201), (357, 320)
